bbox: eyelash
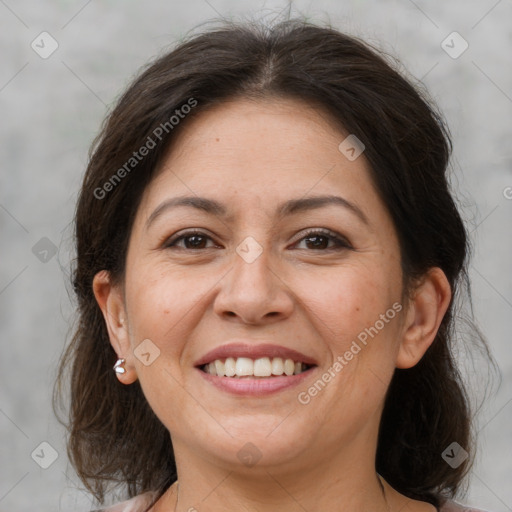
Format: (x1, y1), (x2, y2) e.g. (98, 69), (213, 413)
(164, 228), (353, 252)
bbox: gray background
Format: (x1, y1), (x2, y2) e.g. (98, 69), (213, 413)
(0, 1), (511, 511)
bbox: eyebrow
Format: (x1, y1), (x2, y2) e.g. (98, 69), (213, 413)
(145, 194), (370, 230)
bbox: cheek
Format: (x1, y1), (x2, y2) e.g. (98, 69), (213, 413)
(299, 262), (401, 343)
(296, 259), (403, 406)
(123, 267), (214, 430)
(297, 268), (402, 421)
(124, 265), (205, 354)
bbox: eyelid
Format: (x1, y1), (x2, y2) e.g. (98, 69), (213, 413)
(163, 229), (219, 249)
(292, 227), (353, 250)
(163, 227), (353, 251)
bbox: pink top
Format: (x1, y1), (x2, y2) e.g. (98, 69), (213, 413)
(94, 491), (491, 512)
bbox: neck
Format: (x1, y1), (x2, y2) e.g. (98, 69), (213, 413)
(155, 434), (395, 512)
(164, 471), (390, 512)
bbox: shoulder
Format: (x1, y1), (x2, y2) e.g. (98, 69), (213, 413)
(90, 491), (158, 512)
(440, 498), (493, 512)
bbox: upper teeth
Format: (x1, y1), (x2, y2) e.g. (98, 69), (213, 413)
(203, 357), (308, 377)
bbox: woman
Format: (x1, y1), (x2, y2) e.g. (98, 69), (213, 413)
(54, 18), (494, 512)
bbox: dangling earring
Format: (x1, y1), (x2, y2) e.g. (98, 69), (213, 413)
(113, 358), (126, 374)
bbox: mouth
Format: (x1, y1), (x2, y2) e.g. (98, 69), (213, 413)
(199, 357), (314, 378)
(194, 342), (318, 395)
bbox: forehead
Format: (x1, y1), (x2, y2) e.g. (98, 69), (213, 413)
(139, 98), (379, 211)
(161, 96), (348, 169)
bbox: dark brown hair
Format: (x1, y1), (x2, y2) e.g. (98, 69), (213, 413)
(54, 17), (495, 509)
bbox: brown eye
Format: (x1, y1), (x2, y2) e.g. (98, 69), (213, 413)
(303, 234), (330, 250)
(165, 231), (217, 250)
(294, 229), (352, 251)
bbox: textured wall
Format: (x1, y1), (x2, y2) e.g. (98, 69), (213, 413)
(0, 1), (510, 511)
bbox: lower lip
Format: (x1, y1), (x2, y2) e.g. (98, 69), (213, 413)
(196, 367), (317, 396)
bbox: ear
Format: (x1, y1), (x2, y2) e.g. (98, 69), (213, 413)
(93, 270), (138, 384)
(396, 267), (452, 369)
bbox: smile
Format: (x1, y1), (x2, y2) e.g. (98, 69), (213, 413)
(201, 356), (313, 377)
(197, 360), (318, 396)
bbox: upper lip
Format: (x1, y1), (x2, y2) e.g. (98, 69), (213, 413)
(194, 342), (318, 367)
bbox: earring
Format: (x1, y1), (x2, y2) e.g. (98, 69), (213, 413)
(113, 358), (126, 374)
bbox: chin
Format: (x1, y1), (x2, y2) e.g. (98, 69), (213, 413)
(194, 418), (312, 469)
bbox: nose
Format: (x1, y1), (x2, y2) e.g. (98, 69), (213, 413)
(213, 246), (294, 325)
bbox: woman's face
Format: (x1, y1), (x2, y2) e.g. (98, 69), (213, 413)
(105, 97), (415, 473)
